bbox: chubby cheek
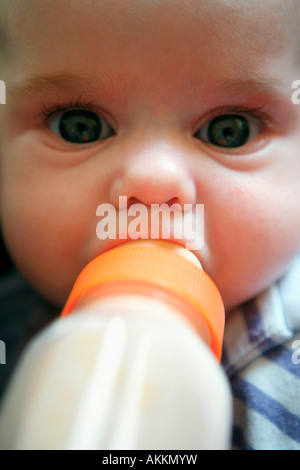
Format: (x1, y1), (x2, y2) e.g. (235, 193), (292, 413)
(208, 178), (300, 310)
(0, 156), (98, 306)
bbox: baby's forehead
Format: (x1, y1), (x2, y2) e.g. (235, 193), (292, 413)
(1, 0), (299, 34)
(1, 0), (300, 85)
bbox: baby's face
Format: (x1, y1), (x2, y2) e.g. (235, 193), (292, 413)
(0, 0), (300, 310)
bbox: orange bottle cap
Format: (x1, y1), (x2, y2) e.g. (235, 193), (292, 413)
(61, 241), (225, 361)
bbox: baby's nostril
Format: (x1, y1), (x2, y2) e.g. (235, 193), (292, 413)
(127, 197), (141, 207)
(166, 197), (181, 207)
(127, 197), (181, 208)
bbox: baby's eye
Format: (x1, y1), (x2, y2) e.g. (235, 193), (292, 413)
(195, 114), (259, 149)
(49, 109), (115, 144)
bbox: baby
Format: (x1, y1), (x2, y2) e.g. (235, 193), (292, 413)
(0, 0), (300, 450)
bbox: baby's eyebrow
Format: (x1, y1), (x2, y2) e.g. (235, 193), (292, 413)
(180, 75), (290, 99)
(221, 77), (290, 97)
(7, 72), (130, 100)
(8, 72), (291, 110)
(9, 74), (85, 96)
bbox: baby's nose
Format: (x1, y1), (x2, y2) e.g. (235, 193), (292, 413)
(109, 143), (196, 208)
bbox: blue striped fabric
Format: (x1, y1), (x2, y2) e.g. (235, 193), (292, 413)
(222, 255), (300, 450)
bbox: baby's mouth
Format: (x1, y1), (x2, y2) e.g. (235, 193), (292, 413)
(95, 199), (205, 255)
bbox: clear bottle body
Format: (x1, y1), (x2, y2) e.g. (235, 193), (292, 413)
(0, 293), (232, 450)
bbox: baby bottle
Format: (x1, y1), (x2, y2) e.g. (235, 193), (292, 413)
(0, 240), (232, 450)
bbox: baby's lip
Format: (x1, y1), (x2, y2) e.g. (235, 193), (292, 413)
(100, 236), (133, 254)
(101, 236), (188, 255)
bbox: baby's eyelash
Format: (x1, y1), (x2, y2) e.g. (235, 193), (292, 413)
(216, 105), (274, 126)
(41, 97), (98, 119)
(40, 99), (275, 129)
